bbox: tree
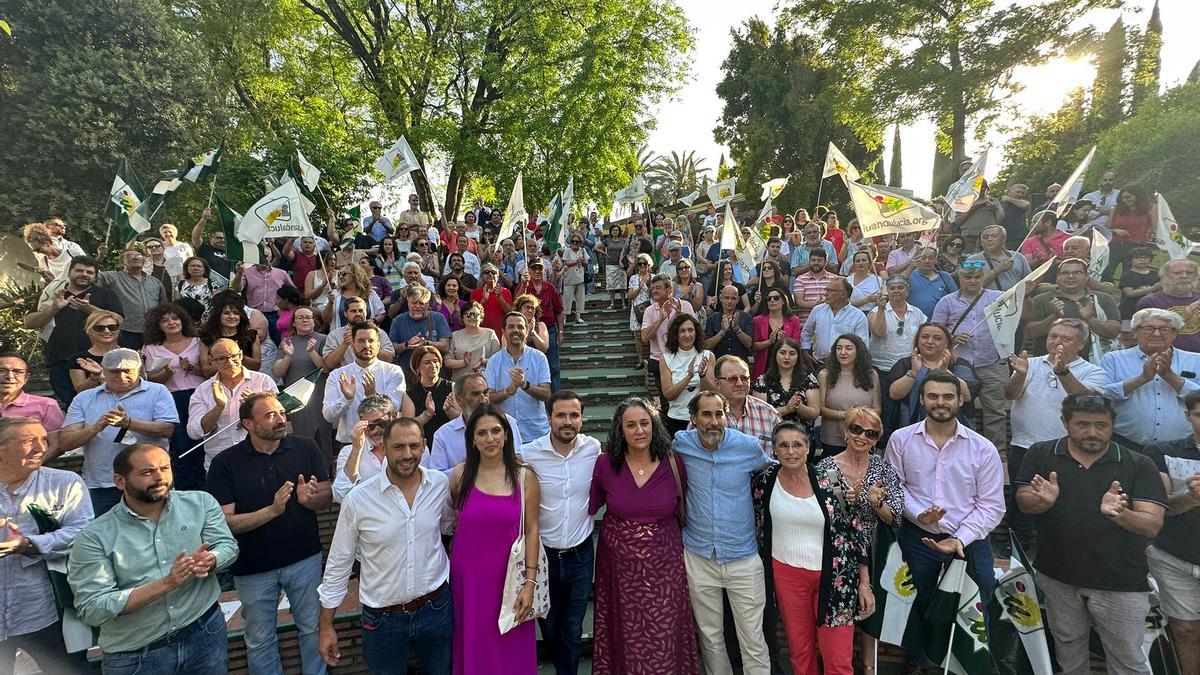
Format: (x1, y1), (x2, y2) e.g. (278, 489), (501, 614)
(716, 154), (731, 181)
(787, 0), (1120, 193)
(646, 151), (710, 204)
(0, 0), (225, 244)
(293, 0), (691, 219)
(714, 17), (882, 215)
(1089, 18), (1127, 134)
(889, 126), (903, 187)
(996, 88), (1091, 200)
(1130, 0), (1162, 111)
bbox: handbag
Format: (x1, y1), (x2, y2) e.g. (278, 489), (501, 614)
(665, 451), (688, 528)
(497, 466), (550, 634)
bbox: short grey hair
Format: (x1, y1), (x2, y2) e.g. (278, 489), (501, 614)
(1050, 317), (1090, 343)
(1162, 259), (1198, 276)
(0, 416), (41, 447)
(1131, 308), (1184, 331)
(1008, 183), (1028, 192)
(357, 394), (396, 417)
(406, 284), (431, 302)
(402, 261), (422, 274)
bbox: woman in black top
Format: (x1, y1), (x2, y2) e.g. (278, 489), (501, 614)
(406, 345), (453, 442)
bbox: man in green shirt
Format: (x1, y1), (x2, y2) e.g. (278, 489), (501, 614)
(68, 444), (238, 674)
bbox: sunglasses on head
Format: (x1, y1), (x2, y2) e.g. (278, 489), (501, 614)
(960, 260), (986, 270)
(846, 423), (881, 441)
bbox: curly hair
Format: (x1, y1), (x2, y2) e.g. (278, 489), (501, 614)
(201, 291), (252, 347)
(143, 303), (196, 345)
(825, 333), (874, 391)
(604, 397), (672, 473)
(664, 313), (704, 354)
(339, 263), (374, 301)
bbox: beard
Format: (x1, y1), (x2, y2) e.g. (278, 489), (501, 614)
(552, 426), (578, 445)
(127, 482), (172, 504)
(925, 405), (957, 423)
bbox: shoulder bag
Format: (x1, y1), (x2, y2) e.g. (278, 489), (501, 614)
(497, 466), (550, 634)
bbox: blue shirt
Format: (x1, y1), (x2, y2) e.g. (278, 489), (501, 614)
(673, 428), (773, 563)
(1100, 346), (1200, 446)
(363, 215), (393, 243)
(931, 289), (1004, 366)
(908, 270), (958, 317)
(789, 241), (839, 270)
(64, 379), (179, 489)
(388, 311), (451, 366)
(484, 346), (551, 440)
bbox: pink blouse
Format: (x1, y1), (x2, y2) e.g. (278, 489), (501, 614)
(751, 314), (802, 379)
(142, 338), (206, 391)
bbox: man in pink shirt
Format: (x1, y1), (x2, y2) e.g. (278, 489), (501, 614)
(640, 274), (695, 410)
(884, 370), (1005, 668)
(233, 257), (294, 343)
(0, 353), (65, 459)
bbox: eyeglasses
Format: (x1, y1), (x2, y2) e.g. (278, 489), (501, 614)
(1136, 325), (1177, 334)
(92, 324), (120, 333)
(845, 423), (881, 440)
(947, 241), (964, 248)
(0, 368), (28, 378)
(718, 375), (750, 383)
(212, 353), (243, 364)
(398, 228), (409, 233)
(464, 313), (481, 320)
(960, 261), (985, 270)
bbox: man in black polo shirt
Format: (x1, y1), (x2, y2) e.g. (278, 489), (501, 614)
(1016, 393), (1166, 675)
(1142, 390), (1200, 675)
(207, 392), (332, 675)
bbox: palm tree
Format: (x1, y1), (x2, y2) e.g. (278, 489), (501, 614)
(646, 150), (710, 204)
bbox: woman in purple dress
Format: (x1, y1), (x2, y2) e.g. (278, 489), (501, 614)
(449, 404), (541, 674)
(589, 397), (700, 674)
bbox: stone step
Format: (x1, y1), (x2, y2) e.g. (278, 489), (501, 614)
(560, 338), (633, 354)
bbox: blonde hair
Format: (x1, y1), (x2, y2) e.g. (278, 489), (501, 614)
(339, 263), (373, 300)
(85, 310), (124, 333)
(844, 406), (882, 431)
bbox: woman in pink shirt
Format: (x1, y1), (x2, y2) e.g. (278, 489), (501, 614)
(1019, 211), (1070, 268)
(142, 303), (207, 489)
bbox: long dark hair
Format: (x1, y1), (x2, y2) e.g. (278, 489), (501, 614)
(755, 281), (793, 317)
(665, 313), (703, 354)
(825, 333), (873, 391)
(455, 404), (522, 509)
(1114, 185), (1152, 216)
(143, 303), (196, 345)
(605, 397), (671, 473)
(765, 336), (805, 391)
(202, 291), (252, 347)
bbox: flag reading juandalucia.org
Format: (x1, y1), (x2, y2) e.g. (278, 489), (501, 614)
(846, 181), (941, 239)
(236, 180), (314, 258)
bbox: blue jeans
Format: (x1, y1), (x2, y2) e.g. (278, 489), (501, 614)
(235, 553), (326, 675)
(546, 326), (561, 393)
(360, 585), (453, 675)
(89, 487), (122, 516)
(538, 540), (595, 675)
(101, 604), (228, 675)
(897, 521), (996, 662)
(169, 388), (205, 491)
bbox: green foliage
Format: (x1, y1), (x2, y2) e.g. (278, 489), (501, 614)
(716, 154), (731, 182)
(996, 89), (1091, 197)
(714, 17), (882, 215)
(1130, 1), (1162, 111)
(645, 151), (710, 205)
(1089, 19), (1127, 134)
(0, 0), (226, 248)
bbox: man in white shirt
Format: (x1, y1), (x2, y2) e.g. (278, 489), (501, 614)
(321, 296), (397, 368)
(800, 278), (869, 366)
(322, 322), (413, 446)
(426, 373), (521, 475)
(331, 395), (396, 503)
(1082, 171), (1120, 229)
(1004, 318), (1108, 552)
(317, 417), (454, 673)
(187, 338), (277, 470)
(518, 391), (600, 675)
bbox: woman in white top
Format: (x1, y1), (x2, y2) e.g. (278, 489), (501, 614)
(658, 314), (715, 434)
(866, 275), (927, 373)
(332, 395), (395, 502)
(847, 249), (883, 308)
(159, 223), (194, 280)
(304, 250), (336, 316)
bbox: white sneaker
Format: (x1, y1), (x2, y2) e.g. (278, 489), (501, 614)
(575, 317), (587, 325)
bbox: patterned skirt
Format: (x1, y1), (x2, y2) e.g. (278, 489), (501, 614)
(605, 265), (628, 291)
(593, 514), (700, 675)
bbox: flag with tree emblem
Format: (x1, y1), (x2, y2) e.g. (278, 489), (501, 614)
(860, 525), (924, 649)
(989, 545), (1054, 675)
(277, 369), (324, 414)
(847, 181), (941, 239)
(926, 558), (991, 675)
(107, 158), (153, 243)
(822, 142), (861, 183)
(236, 179), (314, 251)
(183, 145), (222, 183)
(375, 136), (421, 183)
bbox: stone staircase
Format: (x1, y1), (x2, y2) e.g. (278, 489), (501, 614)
(560, 295), (648, 445)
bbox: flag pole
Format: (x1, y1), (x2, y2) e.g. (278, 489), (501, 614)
(178, 418), (242, 459)
(207, 175), (218, 210)
(941, 563), (967, 675)
(813, 175), (826, 215)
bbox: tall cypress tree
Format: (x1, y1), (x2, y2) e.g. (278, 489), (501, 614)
(1089, 18), (1127, 133)
(1131, 0), (1162, 110)
(717, 153), (730, 181)
(889, 126), (903, 187)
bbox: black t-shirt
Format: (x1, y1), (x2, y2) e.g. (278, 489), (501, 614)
(198, 243), (234, 278)
(1000, 201), (1028, 248)
(1015, 438), (1167, 591)
(206, 435), (330, 576)
(1118, 269), (1159, 320)
(408, 378), (453, 443)
(44, 286), (124, 365)
(1141, 439), (1200, 565)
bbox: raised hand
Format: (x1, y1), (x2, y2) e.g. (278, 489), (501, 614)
(51, 291), (70, 311)
(1050, 297), (1066, 317)
(77, 358), (102, 376)
(916, 505), (947, 525)
(922, 535), (965, 558)
(1186, 474), (1200, 503)
(910, 349), (923, 372)
(307, 337), (319, 354)
(424, 391), (436, 415)
(1008, 350), (1029, 376)
(1077, 298), (1095, 321)
(444, 392), (463, 419)
(189, 543), (216, 578)
(296, 474), (322, 509)
(0, 521), (24, 558)
(338, 372), (356, 400)
(509, 367), (526, 391)
(165, 551), (197, 589)
(1028, 471), (1060, 507)
(281, 340), (295, 357)
(866, 481), (886, 509)
(350, 420), (369, 447)
(361, 368), (377, 397)
(270, 481), (295, 516)
(1100, 480), (1128, 518)
(210, 384), (228, 416)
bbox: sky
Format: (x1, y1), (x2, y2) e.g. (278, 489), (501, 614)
(645, 0), (1200, 199)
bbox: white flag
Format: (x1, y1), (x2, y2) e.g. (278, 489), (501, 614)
(678, 189), (701, 206)
(236, 180), (314, 247)
(985, 258), (1056, 358)
(754, 195), (775, 226)
(945, 149), (989, 213)
(761, 177), (788, 201)
(995, 558), (1054, 675)
(109, 174), (152, 235)
(1088, 229), (1110, 280)
(497, 173), (525, 241)
(707, 177), (737, 207)
(374, 136), (421, 183)
(613, 175), (647, 204)
(719, 203), (755, 281)
(822, 142), (861, 183)
(1048, 146), (1096, 217)
(296, 149), (321, 192)
(847, 181), (941, 239)
(1153, 193), (1193, 260)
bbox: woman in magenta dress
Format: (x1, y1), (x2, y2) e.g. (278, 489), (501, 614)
(450, 404), (540, 674)
(590, 397), (700, 674)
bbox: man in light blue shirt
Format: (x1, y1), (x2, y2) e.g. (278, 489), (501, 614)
(485, 312), (551, 440)
(1100, 308), (1200, 446)
(801, 278), (869, 364)
(673, 391), (773, 675)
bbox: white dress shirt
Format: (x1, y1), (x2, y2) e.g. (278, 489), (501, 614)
(318, 468), (454, 610)
(322, 359), (408, 444)
(425, 414), (523, 476)
(332, 442), (386, 503)
(518, 433), (601, 549)
(1009, 355), (1108, 448)
(867, 303), (927, 371)
(186, 370), (278, 469)
(801, 303), (870, 362)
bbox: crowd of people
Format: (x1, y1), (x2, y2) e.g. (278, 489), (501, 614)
(0, 170), (1197, 675)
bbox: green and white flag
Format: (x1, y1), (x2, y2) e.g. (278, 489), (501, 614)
(847, 181), (941, 239)
(277, 368), (324, 414)
(280, 163), (319, 215)
(984, 257), (1056, 358)
(614, 175), (647, 204)
(860, 525), (924, 649)
(295, 149), (321, 192)
(1153, 193), (1194, 261)
(151, 168), (185, 199)
(719, 203), (756, 281)
(213, 194), (265, 265)
(375, 136), (421, 183)
(989, 549), (1054, 675)
(543, 178), (575, 251)
(498, 173), (525, 241)
(107, 158), (153, 243)
(183, 145), (222, 183)
(236, 180), (314, 256)
(345, 205), (362, 222)
(946, 149), (989, 213)
(707, 177), (736, 207)
(927, 558), (991, 675)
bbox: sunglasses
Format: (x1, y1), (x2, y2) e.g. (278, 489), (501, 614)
(92, 324), (120, 333)
(366, 420), (391, 431)
(960, 261), (986, 270)
(845, 423), (881, 441)
(895, 318), (905, 336)
(947, 241), (964, 248)
(767, 295), (784, 302)
(483, 270), (497, 275)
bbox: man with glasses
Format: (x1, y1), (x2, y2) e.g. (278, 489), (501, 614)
(1023, 257), (1120, 362)
(800, 278), (868, 367)
(1137, 259), (1200, 352)
(469, 263), (514, 337)
(138, 239), (174, 290)
(364, 200), (394, 243)
(1100, 308), (1200, 447)
(331, 395), (396, 502)
(97, 248), (169, 349)
(0, 353), (66, 460)
(1015, 393), (1165, 675)
(324, 321), (414, 448)
(60, 348), (178, 515)
(1082, 171), (1121, 229)
(189, 208), (236, 279)
(713, 355), (780, 455)
(965, 224), (1033, 292)
(427, 373), (522, 475)
(1005, 318), (1108, 553)
(932, 261), (1009, 451)
(187, 338), (278, 471)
